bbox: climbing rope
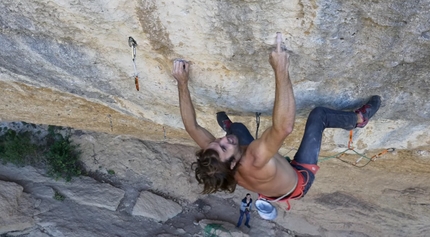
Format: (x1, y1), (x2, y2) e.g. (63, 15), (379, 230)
(128, 36), (139, 91)
(319, 130), (395, 168)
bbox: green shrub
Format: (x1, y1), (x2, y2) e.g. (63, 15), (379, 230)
(45, 129), (82, 182)
(0, 129), (40, 166)
(0, 123), (83, 182)
(53, 190), (65, 201)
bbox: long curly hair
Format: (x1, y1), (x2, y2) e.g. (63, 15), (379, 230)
(192, 148), (239, 194)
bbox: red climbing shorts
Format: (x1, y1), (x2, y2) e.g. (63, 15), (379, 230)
(258, 161), (319, 210)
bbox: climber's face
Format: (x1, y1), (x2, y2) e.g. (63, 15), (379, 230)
(206, 134), (241, 164)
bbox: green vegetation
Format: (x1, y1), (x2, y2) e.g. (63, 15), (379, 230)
(0, 129), (40, 166)
(0, 123), (84, 182)
(53, 190), (65, 201)
(46, 126), (83, 181)
(107, 169), (115, 175)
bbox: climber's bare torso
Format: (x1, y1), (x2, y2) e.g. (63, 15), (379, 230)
(235, 146), (298, 197)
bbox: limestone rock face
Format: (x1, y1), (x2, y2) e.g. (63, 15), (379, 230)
(1, 2), (430, 235)
(73, 131), (202, 202)
(56, 176), (125, 211)
(0, 129), (429, 236)
(0, 181), (34, 234)
(0, 0), (429, 151)
(132, 191), (182, 222)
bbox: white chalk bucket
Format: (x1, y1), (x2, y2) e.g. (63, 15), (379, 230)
(255, 199), (277, 220)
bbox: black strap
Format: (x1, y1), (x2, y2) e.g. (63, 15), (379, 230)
(255, 112), (261, 139)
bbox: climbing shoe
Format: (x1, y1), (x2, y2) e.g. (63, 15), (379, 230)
(216, 111), (232, 133)
(355, 95), (381, 128)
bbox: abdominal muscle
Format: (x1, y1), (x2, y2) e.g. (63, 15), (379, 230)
(234, 153), (298, 198)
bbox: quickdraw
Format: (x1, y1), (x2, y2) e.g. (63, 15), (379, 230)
(370, 148), (395, 161)
(128, 36), (139, 91)
(320, 130), (395, 168)
(135, 76), (139, 91)
(348, 130), (354, 149)
(255, 112), (261, 139)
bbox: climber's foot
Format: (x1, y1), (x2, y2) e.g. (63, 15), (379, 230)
(216, 112), (232, 133)
(355, 95), (381, 128)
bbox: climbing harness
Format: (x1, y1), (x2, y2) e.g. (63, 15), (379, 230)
(257, 164), (310, 215)
(319, 130), (395, 168)
(128, 36), (139, 91)
(255, 112), (261, 139)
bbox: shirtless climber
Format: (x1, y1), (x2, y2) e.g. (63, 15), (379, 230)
(172, 32), (381, 219)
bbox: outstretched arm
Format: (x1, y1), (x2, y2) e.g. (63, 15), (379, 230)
(250, 33), (296, 167)
(172, 60), (215, 149)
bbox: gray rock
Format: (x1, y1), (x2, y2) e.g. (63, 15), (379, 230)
(0, 181), (35, 234)
(156, 234), (177, 237)
(0, 163), (125, 212)
(55, 176), (125, 211)
(177, 228), (186, 234)
(198, 219), (249, 237)
(202, 205), (211, 213)
(132, 191), (182, 222)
